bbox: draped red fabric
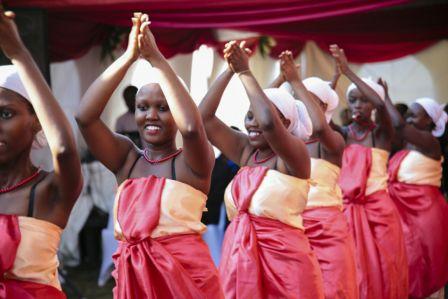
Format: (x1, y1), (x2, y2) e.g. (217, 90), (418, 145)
(302, 207), (358, 299)
(338, 144), (409, 299)
(0, 214), (66, 299)
(5, 0), (447, 62)
(388, 150), (448, 298)
(219, 166), (324, 299)
(113, 176), (222, 299)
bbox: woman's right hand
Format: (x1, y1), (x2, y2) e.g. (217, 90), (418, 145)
(329, 44), (349, 74)
(124, 12), (141, 62)
(279, 50), (301, 83)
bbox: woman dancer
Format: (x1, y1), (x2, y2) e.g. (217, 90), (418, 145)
(330, 44), (408, 299)
(0, 5), (82, 298)
(75, 14), (222, 298)
(199, 41), (324, 299)
(279, 50), (358, 299)
(382, 79), (448, 298)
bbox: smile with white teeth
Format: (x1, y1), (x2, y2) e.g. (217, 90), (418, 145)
(248, 131), (261, 137)
(144, 125), (161, 131)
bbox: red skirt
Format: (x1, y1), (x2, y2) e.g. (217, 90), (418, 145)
(219, 214), (324, 299)
(303, 207), (358, 299)
(113, 233), (222, 299)
(339, 144), (408, 299)
(389, 150), (448, 298)
(1, 279), (66, 299)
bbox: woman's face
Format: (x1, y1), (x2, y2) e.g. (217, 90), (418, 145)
(347, 88), (374, 123)
(406, 103), (433, 131)
(0, 87), (39, 165)
(134, 84), (177, 147)
(244, 104), (290, 149)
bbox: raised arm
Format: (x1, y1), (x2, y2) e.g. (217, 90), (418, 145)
(225, 42), (310, 178)
(268, 72), (285, 88)
(76, 14), (141, 173)
(329, 60), (341, 90)
(198, 65), (250, 165)
(0, 7), (82, 204)
(378, 79), (439, 157)
(138, 15), (214, 177)
(330, 44), (393, 140)
(280, 51), (344, 155)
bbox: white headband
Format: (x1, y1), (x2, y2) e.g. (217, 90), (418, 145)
(303, 77), (339, 123)
(415, 97), (447, 137)
(0, 65), (30, 101)
(346, 77), (385, 101)
(132, 60), (189, 93)
(278, 83), (313, 140)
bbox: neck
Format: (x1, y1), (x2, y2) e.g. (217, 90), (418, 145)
(256, 146), (274, 158)
(352, 119), (374, 131)
(0, 155), (36, 188)
(144, 141), (178, 160)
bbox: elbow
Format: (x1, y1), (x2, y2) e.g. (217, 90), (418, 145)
(374, 100), (386, 111)
(54, 144), (78, 163)
(74, 112), (88, 127)
(257, 109), (276, 132)
(180, 121), (202, 139)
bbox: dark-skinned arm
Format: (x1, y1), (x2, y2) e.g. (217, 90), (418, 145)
(281, 50), (344, 155)
(330, 44), (393, 140)
(379, 78), (440, 157)
(75, 15), (141, 174)
(226, 43), (310, 178)
(198, 66), (249, 166)
(0, 6), (82, 208)
(138, 15), (214, 178)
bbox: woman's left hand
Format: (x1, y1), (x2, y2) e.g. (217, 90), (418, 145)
(138, 14), (163, 62)
(0, 3), (26, 59)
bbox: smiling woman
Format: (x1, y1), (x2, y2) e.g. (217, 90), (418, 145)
(75, 12), (223, 299)
(0, 3), (82, 298)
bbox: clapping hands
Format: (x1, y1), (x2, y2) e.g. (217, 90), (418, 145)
(279, 50), (301, 83)
(125, 12), (163, 63)
(223, 40), (252, 74)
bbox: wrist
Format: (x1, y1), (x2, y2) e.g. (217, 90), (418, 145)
(8, 45), (29, 61)
(237, 69), (251, 76)
(143, 51), (164, 65)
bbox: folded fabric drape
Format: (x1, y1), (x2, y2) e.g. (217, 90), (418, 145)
(5, 0), (447, 62)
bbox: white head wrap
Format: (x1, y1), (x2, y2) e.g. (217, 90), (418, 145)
(268, 86), (312, 140)
(414, 97), (448, 137)
(0, 65), (30, 100)
(346, 77), (385, 101)
(0, 65), (52, 170)
(132, 60), (189, 93)
(303, 77), (339, 123)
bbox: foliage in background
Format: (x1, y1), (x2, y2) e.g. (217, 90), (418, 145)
(258, 36), (276, 57)
(101, 26), (128, 61)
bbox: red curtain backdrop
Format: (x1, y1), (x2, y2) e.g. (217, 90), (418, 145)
(4, 0), (448, 62)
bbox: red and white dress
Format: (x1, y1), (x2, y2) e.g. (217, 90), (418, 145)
(338, 144), (408, 299)
(388, 150), (448, 298)
(112, 175), (223, 299)
(220, 166), (324, 299)
(0, 215), (66, 298)
(303, 158), (358, 299)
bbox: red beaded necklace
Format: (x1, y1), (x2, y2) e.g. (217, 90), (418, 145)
(143, 148), (183, 164)
(348, 122), (376, 142)
(253, 149), (276, 164)
(0, 169), (41, 194)
(305, 138), (319, 145)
